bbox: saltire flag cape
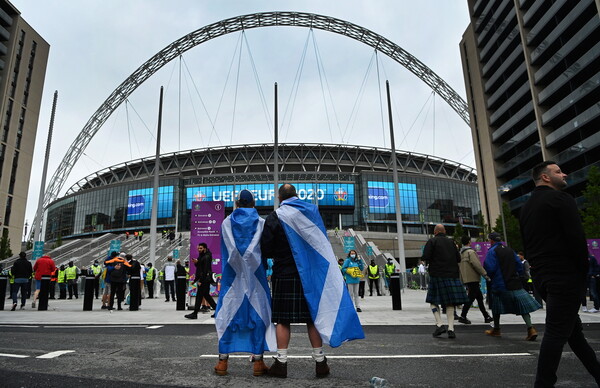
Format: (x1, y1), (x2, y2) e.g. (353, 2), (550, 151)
(276, 197), (365, 347)
(215, 207), (276, 354)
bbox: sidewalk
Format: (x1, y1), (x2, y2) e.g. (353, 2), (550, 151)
(2, 288), (599, 326)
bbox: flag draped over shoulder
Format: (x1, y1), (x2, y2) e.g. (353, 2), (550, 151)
(276, 197), (365, 347)
(215, 207), (276, 354)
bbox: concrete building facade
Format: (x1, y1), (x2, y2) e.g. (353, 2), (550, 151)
(460, 0), (600, 226)
(0, 1), (49, 254)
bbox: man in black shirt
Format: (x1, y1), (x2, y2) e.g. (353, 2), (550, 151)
(520, 161), (600, 387)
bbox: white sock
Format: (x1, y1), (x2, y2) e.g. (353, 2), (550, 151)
(447, 306), (455, 331)
(431, 304), (443, 326)
(218, 353), (229, 360)
(312, 347), (325, 362)
(252, 354), (263, 361)
(276, 348), (288, 363)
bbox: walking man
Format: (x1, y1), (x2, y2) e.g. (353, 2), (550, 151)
(458, 236), (493, 324)
(260, 184), (364, 378)
(213, 190), (274, 376)
(520, 160), (600, 386)
(32, 255), (56, 308)
(10, 252), (33, 310)
(422, 224), (469, 339)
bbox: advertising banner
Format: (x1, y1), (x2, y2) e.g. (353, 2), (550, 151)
(127, 186), (174, 221)
(32, 241), (45, 261)
(472, 241), (491, 265)
(190, 201), (224, 296)
(343, 236), (355, 253)
(108, 240), (122, 256)
(367, 181), (419, 214)
(186, 183), (354, 209)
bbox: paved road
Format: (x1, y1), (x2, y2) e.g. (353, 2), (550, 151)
(1, 324), (598, 387)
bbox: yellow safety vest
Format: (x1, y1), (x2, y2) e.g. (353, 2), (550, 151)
(57, 270), (66, 283)
(91, 265), (102, 276)
(385, 263), (395, 276)
(368, 265), (380, 279)
(65, 266), (78, 280)
(146, 267), (156, 281)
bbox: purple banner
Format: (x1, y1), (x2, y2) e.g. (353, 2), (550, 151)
(589, 239), (600, 258)
(472, 242), (491, 265)
(190, 201), (225, 286)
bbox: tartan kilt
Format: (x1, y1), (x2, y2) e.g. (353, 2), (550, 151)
(490, 288), (541, 316)
(426, 276), (469, 306)
(271, 275), (312, 324)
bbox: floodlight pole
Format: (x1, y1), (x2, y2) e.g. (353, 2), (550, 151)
(273, 82), (279, 210)
(149, 87), (163, 263)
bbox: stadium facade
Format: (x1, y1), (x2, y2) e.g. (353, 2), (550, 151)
(43, 143), (481, 242)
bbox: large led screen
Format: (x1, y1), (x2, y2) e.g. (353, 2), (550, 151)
(367, 181), (418, 214)
(186, 183), (355, 209)
(127, 186), (174, 221)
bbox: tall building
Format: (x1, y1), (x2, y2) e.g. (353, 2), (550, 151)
(460, 0), (600, 226)
(0, 1), (49, 254)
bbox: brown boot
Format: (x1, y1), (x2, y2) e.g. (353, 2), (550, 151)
(525, 326), (538, 341)
(214, 359), (228, 376)
(253, 359), (269, 376)
(485, 327), (501, 337)
(316, 356), (330, 378)
(268, 358), (287, 378)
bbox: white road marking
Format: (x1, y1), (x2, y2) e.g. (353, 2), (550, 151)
(146, 325), (164, 329)
(199, 353), (532, 359)
(0, 325), (40, 328)
(0, 353), (29, 358)
(36, 350), (75, 359)
(43, 325), (146, 329)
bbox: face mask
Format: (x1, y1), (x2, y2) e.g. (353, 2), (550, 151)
(350, 254), (356, 259)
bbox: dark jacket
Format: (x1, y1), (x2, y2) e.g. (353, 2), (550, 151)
(193, 253), (212, 283)
(12, 257), (33, 279)
(588, 255), (600, 278)
(519, 186), (589, 276)
(422, 233), (460, 278)
(127, 260), (141, 278)
(260, 211), (298, 278)
(484, 243), (523, 292)
(110, 264), (127, 284)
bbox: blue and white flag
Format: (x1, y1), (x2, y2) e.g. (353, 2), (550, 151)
(276, 197), (365, 347)
(215, 207), (276, 354)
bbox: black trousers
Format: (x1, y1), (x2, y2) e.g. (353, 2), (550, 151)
(533, 273), (600, 387)
(58, 283), (67, 299)
(109, 283), (126, 309)
(195, 282), (216, 312)
(369, 278), (381, 295)
(93, 278), (100, 298)
(358, 281), (365, 298)
(164, 280), (175, 301)
(67, 279), (78, 298)
(48, 281), (56, 299)
(461, 281), (490, 319)
(147, 280), (155, 298)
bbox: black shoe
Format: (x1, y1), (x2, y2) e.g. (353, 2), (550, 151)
(11, 303), (16, 311)
(165, 299), (170, 302)
(269, 358), (287, 378)
(484, 316), (494, 323)
(356, 308), (362, 312)
(107, 307), (114, 310)
(210, 314), (215, 318)
(433, 325), (447, 337)
(185, 313), (198, 319)
(315, 357), (330, 378)
(457, 316), (471, 324)
(448, 330), (456, 339)
(101, 305), (107, 309)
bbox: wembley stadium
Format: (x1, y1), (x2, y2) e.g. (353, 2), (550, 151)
(43, 143), (480, 242)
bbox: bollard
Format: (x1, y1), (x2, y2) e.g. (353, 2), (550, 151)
(0, 274), (7, 310)
(83, 275), (95, 311)
(175, 276), (187, 311)
(129, 276), (141, 311)
(389, 273), (402, 310)
(38, 275), (51, 311)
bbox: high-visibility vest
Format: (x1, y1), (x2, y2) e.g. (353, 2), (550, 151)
(91, 265), (102, 276)
(50, 269), (58, 282)
(159, 270), (164, 280)
(385, 263), (395, 276)
(146, 267), (156, 281)
(57, 270), (66, 283)
(65, 266), (78, 280)
(185, 267), (190, 280)
(8, 269), (14, 284)
(368, 265), (380, 279)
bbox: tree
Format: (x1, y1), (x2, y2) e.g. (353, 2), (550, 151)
(0, 230), (12, 260)
(493, 202), (523, 252)
(453, 222), (465, 244)
(581, 166), (600, 238)
(475, 212), (491, 242)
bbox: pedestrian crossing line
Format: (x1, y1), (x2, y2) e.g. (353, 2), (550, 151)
(0, 353), (29, 358)
(37, 350), (75, 359)
(199, 353), (532, 359)
(146, 325), (164, 329)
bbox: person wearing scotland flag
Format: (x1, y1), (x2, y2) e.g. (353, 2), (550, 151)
(261, 184), (364, 378)
(213, 189), (276, 377)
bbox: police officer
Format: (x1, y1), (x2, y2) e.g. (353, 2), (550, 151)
(57, 265), (67, 299)
(65, 261), (79, 299)
(368, 259), (382, 296)
(90, 260), (102, 299)
(145, 263), (156, 299)
(384, 258), (395, 290)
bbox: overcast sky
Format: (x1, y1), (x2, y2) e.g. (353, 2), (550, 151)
(12, 0), (472, 232)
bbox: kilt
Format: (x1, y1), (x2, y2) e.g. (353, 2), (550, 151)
(271, 275), (312, 324)
(489, 288), (541, 316)
(426, 276), (470, 306)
